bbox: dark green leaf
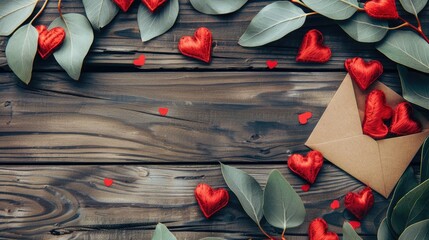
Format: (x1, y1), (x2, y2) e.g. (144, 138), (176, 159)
(82, 0), (119, 30)
(399, 0), (428, 15)
(422, 136), (429, 182)
(5, 24), (38, 84)
(343, 222), (363, 240)
(263, 170), (305, 230)
(0, 0), (38, 36)
(221, 163), (263, 224)
(152, 223), (177, 240)
(339, 12), (388, 43)
(398, 65), (429, 110)
(377, 31), (429, 73)
(302, 0), (358, 20)
(50, 13), (94, 80)
(138, 0), (179, 42)
(398, 219), (429, 240)
(190, 0), (247, 15)
(378, 218), (396, 240)
(239, 1), (307, 47)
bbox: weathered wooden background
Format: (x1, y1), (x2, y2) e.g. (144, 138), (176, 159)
(0, 0), (428, 239)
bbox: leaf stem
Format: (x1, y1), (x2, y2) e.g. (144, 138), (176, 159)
(290, 0), (307, 8)
(388, 22), (409, 30)
(281, 227), (286, 240)
(257, 224), (275, 240)
(30, 0), (49, 24)
(58, 0), (63, 18)
(399, 17), (429, 44)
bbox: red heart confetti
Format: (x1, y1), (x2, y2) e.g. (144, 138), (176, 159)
(330, 200), (340, 210)
(349, 221), (361, 229)
(35, 25), (66, 60)
(266, 60), (278, 69)
(301, 184), (311, 192)
(298, 111), (313, 125)
(345, 57), (383, 91)
(142, 0), (167, 12)
(178, 27), (213, 63)
(390, 102), (422, 136)
(344, 187), (374, 220)
(364, 0), (399, 20)
(288, 150), (324, 184)
(362, 90), (393, 139)
(309, 218), (339, 240)
(104, 178), (113, 187)
(158, 107), (169, 116)
(133, 54), (146, 67)
(296, 29), (331, 63)
(194, 183), (229, 218)
(113, 0), (135, 12)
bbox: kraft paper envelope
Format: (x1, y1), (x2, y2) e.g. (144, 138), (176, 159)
(306, 74), (429, 198)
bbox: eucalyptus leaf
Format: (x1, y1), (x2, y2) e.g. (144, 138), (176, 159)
(239, 1), (306, 47)
(343, 222), (363, 240)
(0, 0), (38, 36)
(422, 136), (429, 182)
(49, 13), (94, 80)
(5, 24), (38, 84)
(263, 170), (305, 230)
(221, 163), (263, 224)
(339, 12), (388, 43)
(302, 0), (359, 20)
(377, 31), (429, 73)
(399, 0), (428, 15)
(138, 0), (179, 42)
(398, 65), (429, 110)
(378, 218), (396, 240)
(82, 0), (119, 30)
(398, 219), (429, 240)
(152, 223), (177, 240)
(190, 0), (247, 15)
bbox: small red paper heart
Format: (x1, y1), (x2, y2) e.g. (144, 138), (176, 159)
(364, 0), (399, 20)
(104, 178), (113, 187)
(133, 54), (146, 67)
(298, 111), (313, 125)
(178, 27), (213, 63)
(344, 187), (374, 220)
(390, 102), (422, 136)
(309, 218), (339, 240)
(345, 57), (383, 91)
(113, 0), (135, 12)
(194, 183), (229, 218)
(266, 60), (278, 69)
(330, 200), (340, 210)
(296, 29), (331, 63)
(288, 150), (324, 184)
(301, 184), (311, 192)
(142, 0), (167, 12)
(35, 25), (66, 60)
(158, 107), (169, 116)
(362, 90), (393, 139)
(349, 221), (361, 229)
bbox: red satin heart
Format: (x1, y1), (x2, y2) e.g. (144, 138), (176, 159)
(296, 29), (331, 63)
(364, 0), (399, 19)
(390, 102), (422, 136)
(288, 150), (324, 184)
(194, 183), (229, 218)
(362, 90), (393, 139)
(35, 25), (66, 60)
(178, 27), (213, 63)
(142, 0), (167, 12)
(345, 187), (374, 220)
(345, 57), (383, 91)
(113, 0), (134, 12)
(309, 218), (339, 240)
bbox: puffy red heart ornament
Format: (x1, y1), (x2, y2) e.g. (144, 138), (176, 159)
(390, 102), (422, 136)
(345, 57), (383, 91)
(296, 29), (331, 63)
(35, 25), (66, 60)
(287, 150), (324, 184)
(178, 27), (213, 63)
(142, 0), (167, 12)
(362, 90), (393, 139)
(194, 183), (229, 218)
(308, 218), (339, 240)
(113, 0), (134, 12)
(344, 187), (374, 220)
(364, 0), (399, 20)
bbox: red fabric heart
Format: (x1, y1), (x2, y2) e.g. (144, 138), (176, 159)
(194, 183), (229, 218)
(158, 107), (169, 116)
(362, 90), (393, 139)
(390, 102), (422, 136)
(296, 29), (331, 63)
(133, 54), (146, 67)
(309, 218), (339, 240)
(178, 27), (213, 63)
(113, 0), (134, 12)
(330, 200), (340, 210)
(345, 57), (383, 91)
(35, 25), (66, 60)
(301, 184), (311, 192)
(298, 111), (313, 125)
(266, 60), (278, 69)
(104, 178), (114, 187)
(142, 0), (167, 12)
(344, 187), (374, 220)
(288, 150), (324, 184)
(364, 0), (399, 20)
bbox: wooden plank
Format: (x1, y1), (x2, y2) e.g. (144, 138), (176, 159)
(0, 164), (389, 239)
(1, 1), (428, 71)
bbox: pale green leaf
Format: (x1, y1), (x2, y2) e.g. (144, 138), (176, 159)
(50, 13), (94, 80)
(378, 218), (396, 240)
(263, 170), (305, 230)
(152, 223), (177, 240)
(398, 219), (429, 240)
(0, 0), (38, 36)
(82, 0), (119, 30)
(398, 65), (429, 110)
(138, 0), (179, 42)
(5, 24), (38, 84)
(339, 12), (388, 43)
(239, 1), (306, 47)
(302, 0), (359, 20)
(377, 31), (429, 73)
(399, 0), (428, 15)
(221, 163), (263, 224)
(343, 222), (363, 240)
(190, 0), (248, 15)
(421, 136), (429, 182)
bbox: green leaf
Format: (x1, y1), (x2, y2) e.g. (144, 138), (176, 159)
(378, 218), (396, 240)
(343, 222), (363, 240)
(82, 0), (119, 30)
(302, 0), (358, 20)
(377, 31), (429, 73)
(0, 0), (38, 36)
(190, 0), (248, 15)
(221, 163), (263, 224)
(339, 12), (388, 43)
(399, 0), (428, 15)
(238, 1), (306, 47)
(263, 170), (305, 230)
(151, 223), (177, 240)
(422, 136), (429, 182)
(49, 13), (94, 80)
(398, 219), (429, 240)
(391, 179), (429, 235)
(398, 65), (429, 110)
(137, 0), (179, 42)
(5, 24), (38, 84)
